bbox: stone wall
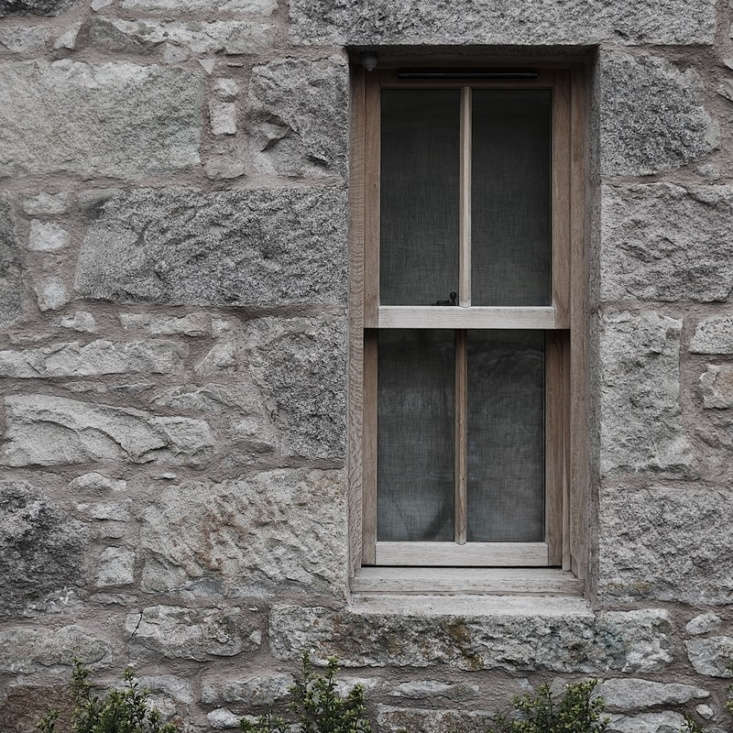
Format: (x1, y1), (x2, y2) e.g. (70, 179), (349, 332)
(0, 0), (731, 731)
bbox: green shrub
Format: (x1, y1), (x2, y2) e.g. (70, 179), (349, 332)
(240, 653), (371, 733)
(37, 660), (178, 733)
(488, 680), (609, 733)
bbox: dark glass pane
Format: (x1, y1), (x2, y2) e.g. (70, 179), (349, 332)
(471, 90), (552, 306)
(467, 330), (545, 542)
(378, 329), (455, 541)
(380, 90), (460, 306)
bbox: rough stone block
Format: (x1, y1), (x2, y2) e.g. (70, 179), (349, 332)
(288, 0), (716, 46)
(68, 472), (127, 493)
(0, 0), (78, 15)
(136, 675), (193, 704)
(389, 680), (480, 701)
(22, 192), (69, 215)
(0, 394), (214, 466)
(607, 712), (686, 733)
(269, 602), (672, 673)
(0, 480), (88, 616)
(0, 60), (202, 178)
(378, 706), (493, 733)
(120, 311), (211, 337)
(690, 316), (733, 354)
(0, 340), (184, 377)
(28, 221), (69, 252)
(209, 100), (237, 135)
(74, 187), (347, 305)
(125, 605), (262, 661)
(247, 56), (348, 177)
(0, 24), (50, 52)
(600, 52), (716, 176)
(34, 276), (70, 311)
(600, 311), (691, 474)
(57, 311), (97, 333)
(0, 197), (22, 328)
(96, 547), (135, 587)
(685, 636), (733, 677)
(599, 485), (733, 605)
(200, 672), (293, 705)
(121, 0), (276, 11)
(700, 365), (733, 408)
(140, 469), (346, 597)
(686, 613), (722, 636)
(596, 678), (709, 712)
(601, 185), (733, 302)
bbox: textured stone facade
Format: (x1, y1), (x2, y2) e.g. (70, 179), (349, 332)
(0, 0), (732, 732)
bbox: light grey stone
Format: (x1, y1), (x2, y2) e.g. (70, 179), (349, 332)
(601, 185), (733, 302)
(0, 197), (22, 328)
(599, 486), (733, 605)
(136, 675), (193, 704)
(0, 24), (50, 52)
(204, 152), (247, 180)
(700, 365), (733, 409)
(690, 316), (733, 354)
(213, 77), (239, 99)
(208, 709), (241, 730)
(56, 311), (97, 333)
(53, 20), (81, 50)
(269, 603), (672, 673)
(389, 679), (480, 702)
(119, 311), (211, 337)
(247, 56), (348, 177)
(1, 394), (214, 466)
(210, 100), (237, 135)
(22, 192), (69, 216)
(685, 637), (733, 677)
(96, 547), (135, 587)
(687, 613), (723, 636)
(696, 704), (714, 719)
(0, 480), (88, 616)
(0, 60), (201, 178)
(140, 469), (346, 597)
(608, 712), (686, 733)
(0, 0), (78, 16)
(122, 0), (276, 11)
(0, 624), (110, 674)
(600, 312), (691, 474)
(88, 17), (276, 56)
(76, 501), (130, 521)
(74, 187), (347, 306)
(377, 706), (493, 733)
(597, 678), (709, 712)
(34, 277), (70, 311)
(68, 472), (127, 493)
(0, 340), (184, 377)
(200, 671), (293, 705)
(288, 0), (715, 46)
(125, 605), (261, 661)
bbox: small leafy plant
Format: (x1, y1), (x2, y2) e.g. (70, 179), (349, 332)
(38, 660), (178, 733)
(240, 652), (371, 733)
(488, 679), (609, 733)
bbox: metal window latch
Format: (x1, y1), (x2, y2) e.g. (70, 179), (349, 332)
(434, 291), (457, 306)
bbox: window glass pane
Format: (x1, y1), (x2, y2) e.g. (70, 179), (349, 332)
(380, 90), (460, 306)
(378, 329), (455, 541)
(467, 330), (545, 542)
(471, 90), (551, 306)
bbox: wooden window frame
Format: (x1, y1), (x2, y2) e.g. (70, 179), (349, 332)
(348, 62), (589, 579)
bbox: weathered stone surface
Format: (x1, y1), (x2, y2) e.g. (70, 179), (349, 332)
(0, 61), (201, 178)
(201, 671), (293, 705)
(690, 316), (733, 354)
(34, 276), (70, 311)
(0, 197), (22, 328)
(120, 311), (211, 337)
(121, 0), (276, 11)
(0, 23), (50, 52)
(208, 709), (241, 729)
(96, 547), (135, 587)
(288, 0), (715, 45)
(125, 605), (261, 661)
(600, 52), (716, 176)
(270, 602), (673, 673)
(57, 311), (97, 333)
(213, 77), (239, 99)
(389, 679), (480, 702)
(140, 469), (346, 597)
(597, 678), (709, 712)
(137, 675), (193, 704)
(76, 500), (130, 522)
(0, 0), (77, 16)
(1, 394), (214, 466)
(68, 472), (126, 493)
(247, 56), (348, 177)
(686, 613), (722, 636)
(0, 340), (184, 377)
(685, 637), (733, 677)
(88, 17), (275, 56)
(695, 703), (714, 719)
(210, 100), (237, 135)
(74, 187), (347, 305)
(607, 712), (686, 733)
(377, 706), (493, 733)
(600, 312), (690, 474)
(599, 485), (733, 605)
(22, 192), (69, 216)
(601, 185), (733, 302)
(700, 365), (733, 408)
(0, 624), (110, 673)
(0, 480), (87, 616)
(28, 221), (69, 252)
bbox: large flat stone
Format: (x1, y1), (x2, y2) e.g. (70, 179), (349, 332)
(0, 60), (201, 178)
(288, 0), (716, 46)
(596, 678), (709, 713)
(140, 469), (347, 597)
(600, 52), (717, 176)
(0, 0), (78, 15)
(599, 486), (733, 605)
(0, 394), (214, 466)
(700, 365), (733, 409)
(685, 636), (733, 677)
(0, 480), (88, 616)
(377, 706), (493, 733)
(121, 0), (276, 10)
(601, 185), (733, 303)
(600, 311), (691, 474)
(0, 198), (22, 329)
(74, 187), (347, 305)
(200, 671), (293, 706)
(269, 602), (672, 673)
(247, 56), (348, 177)
(690, 316), (733, 354)
(607, 712), (687, 733)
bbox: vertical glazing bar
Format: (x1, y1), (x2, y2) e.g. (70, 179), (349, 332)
(362, 332), (378, 563)
(459, 86), (472, 308)
(455, 329), (468, 544)
(364, 74), (381, 327)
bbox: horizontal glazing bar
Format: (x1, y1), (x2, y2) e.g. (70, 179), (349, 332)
(377, 306), (557, 329)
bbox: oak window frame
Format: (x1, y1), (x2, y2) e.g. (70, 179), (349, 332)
(348, 60), (590, 587)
